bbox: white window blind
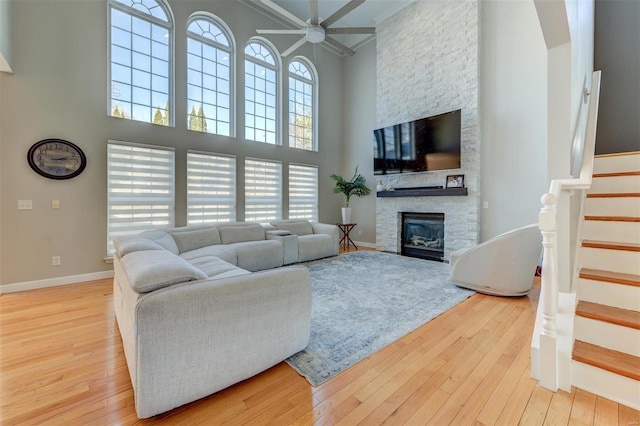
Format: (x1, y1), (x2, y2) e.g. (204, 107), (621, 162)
(289, 164), (318, 221)
(107, 141), (175, 255)
(244, 158), (282, 222)
(187, 151), (236, 224)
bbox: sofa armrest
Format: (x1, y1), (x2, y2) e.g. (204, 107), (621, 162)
(311, 222), (340, 252)
(266, 231), (299, 264)
(132, 266), (311, 418)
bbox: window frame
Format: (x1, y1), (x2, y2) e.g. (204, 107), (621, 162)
(244, 38), (282, 145)
(287, 57), (318, 151)
(186, 12), (236, 137)
(107, 0), (175, 126)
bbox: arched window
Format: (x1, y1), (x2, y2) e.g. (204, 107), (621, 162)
(288, 58), (317, 151)
(109, 0), (174, 126)
(186, 14), (234, 136)
(244, 40), (279, 144)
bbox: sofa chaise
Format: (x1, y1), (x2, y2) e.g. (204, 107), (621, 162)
(113, 220), (339, 418)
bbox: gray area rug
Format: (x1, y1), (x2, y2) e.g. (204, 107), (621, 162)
(285, 251), (475, 386)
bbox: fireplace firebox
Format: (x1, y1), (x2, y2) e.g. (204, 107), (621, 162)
(401, 212), (445, 261)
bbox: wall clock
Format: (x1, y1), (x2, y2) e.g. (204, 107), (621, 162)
(27, 139), (87, 180)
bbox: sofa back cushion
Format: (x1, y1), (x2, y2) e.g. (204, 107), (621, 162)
(120, 250), (208, 293)
(218, 224), (265, 244)
(170, 227), (221, 253)
(271, 220), (314, 236)
(137, 229), (180, 254)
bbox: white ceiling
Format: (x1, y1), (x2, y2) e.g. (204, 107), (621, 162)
(245, 0), (415, 54)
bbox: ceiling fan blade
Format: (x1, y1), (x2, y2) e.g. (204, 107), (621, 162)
(321, 0), (366, 28)
(260, 0), (307, 28)
(326, 27), (376, 35)
(309, 0), (319, 26)
(257, 29), (306, 35)
(324, 36), (356, 56)
(282, 36), (308, 57)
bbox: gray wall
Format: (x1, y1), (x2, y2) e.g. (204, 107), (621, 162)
(479, 0), (548, 240)
(0, 0), (12, 71)
(594, 0), (640, 154)
(0, 0), (344, 285)
(341, 40), (377, 245)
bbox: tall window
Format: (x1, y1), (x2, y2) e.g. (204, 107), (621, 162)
(289, 164), (318, 221)
(109, 0), (173, 126)
(244, 41), (278, 144)
(187, 151), (236, 224)
(186, 15), (233, 136)
(244, 159), (282, 221)
(288, 59), (316, 151)
(107, 141), (175, 256)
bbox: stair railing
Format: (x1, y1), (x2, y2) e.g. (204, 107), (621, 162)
(537, 70), (601, 391)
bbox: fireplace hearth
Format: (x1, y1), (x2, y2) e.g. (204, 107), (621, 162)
(401, 212), (445, 261)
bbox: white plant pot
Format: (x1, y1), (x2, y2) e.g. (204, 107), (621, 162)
(341, 207), (352, 224)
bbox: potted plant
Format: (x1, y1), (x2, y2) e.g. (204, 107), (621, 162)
(330, 166), (371, 224)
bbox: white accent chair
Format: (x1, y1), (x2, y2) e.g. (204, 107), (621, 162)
(449, 223), (542, 296)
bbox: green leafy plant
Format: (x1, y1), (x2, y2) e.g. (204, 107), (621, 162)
(330, 166), (371, 207)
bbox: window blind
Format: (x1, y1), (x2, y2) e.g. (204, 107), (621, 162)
(187, 151), (236, 224)
(289, 164), (318, 221)
(107, 141), (175, 255)
(244, 158), (282, 222)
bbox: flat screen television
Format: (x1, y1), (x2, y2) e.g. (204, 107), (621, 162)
(373, 109), (461, 175)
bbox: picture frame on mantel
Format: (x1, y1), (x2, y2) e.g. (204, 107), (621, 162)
(446, 174), (465, 189)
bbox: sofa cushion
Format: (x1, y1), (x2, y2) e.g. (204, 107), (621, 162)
(179, 245), (238, 265)
(271, 220), (314, 236)
(186, 255), (250, 279)
(114, 237), (165, 258)
(135, 230), (180, 254)
(229, 240), (284, 271)
(169, 227), (221, 253)
(121, 250), (207, 293)
(218, 224), (265, 245)
(298, 234), (336, 262)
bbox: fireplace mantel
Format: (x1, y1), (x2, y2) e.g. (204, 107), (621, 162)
(377, 187), (467, 197)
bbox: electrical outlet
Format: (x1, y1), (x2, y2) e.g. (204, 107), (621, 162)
(358, 230), (362, 236)
(52, 256), (61, 266)
(18, 200), (33, 210)
(483, 201), (489, 209)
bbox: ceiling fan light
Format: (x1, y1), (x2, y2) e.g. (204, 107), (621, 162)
(306, 26), (325, 43)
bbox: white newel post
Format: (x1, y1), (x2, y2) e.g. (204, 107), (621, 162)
(539, 192), (559, 391)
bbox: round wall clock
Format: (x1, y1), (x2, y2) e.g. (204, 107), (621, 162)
(27, 139), (87, 180)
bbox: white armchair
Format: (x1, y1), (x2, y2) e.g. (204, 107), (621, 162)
(449, 224), (542, 296)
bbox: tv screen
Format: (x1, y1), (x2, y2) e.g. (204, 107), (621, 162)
(373, 109), (461, 175)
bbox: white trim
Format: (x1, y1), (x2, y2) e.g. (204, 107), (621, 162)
(1, 271), (115, 294)
(353, 240), (377, 249)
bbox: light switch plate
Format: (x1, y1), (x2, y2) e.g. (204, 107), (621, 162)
(18, 200), (33, 210)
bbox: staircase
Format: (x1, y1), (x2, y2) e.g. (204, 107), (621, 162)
(571, 152), (640, 410)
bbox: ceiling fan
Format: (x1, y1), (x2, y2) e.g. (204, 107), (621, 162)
(256, 0), (376, 56)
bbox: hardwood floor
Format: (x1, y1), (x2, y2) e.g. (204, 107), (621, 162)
(1, 248), (638, 425)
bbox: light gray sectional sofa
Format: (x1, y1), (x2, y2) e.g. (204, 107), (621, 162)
(112, 220), (339, 418)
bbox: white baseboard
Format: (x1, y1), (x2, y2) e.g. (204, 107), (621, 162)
(352, 240), (377, 249)
(1, 270), (114, 294)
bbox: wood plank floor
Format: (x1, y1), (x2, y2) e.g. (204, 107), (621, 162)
(1, 248), (638, 425)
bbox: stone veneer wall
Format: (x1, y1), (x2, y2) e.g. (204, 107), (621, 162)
(375, 0), (480, 260)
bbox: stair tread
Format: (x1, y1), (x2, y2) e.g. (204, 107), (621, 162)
(584, 216), (640, 222)
(593, 171), (640, 178)
(582, 240), (640, 251)
(586, 193), (640, 198)
(580, 268), (640, 287)
(573, 340), (640, 381)
(576, 301), (640, 329)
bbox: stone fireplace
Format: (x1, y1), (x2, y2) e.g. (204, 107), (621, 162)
(401, 212), (445, 261)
